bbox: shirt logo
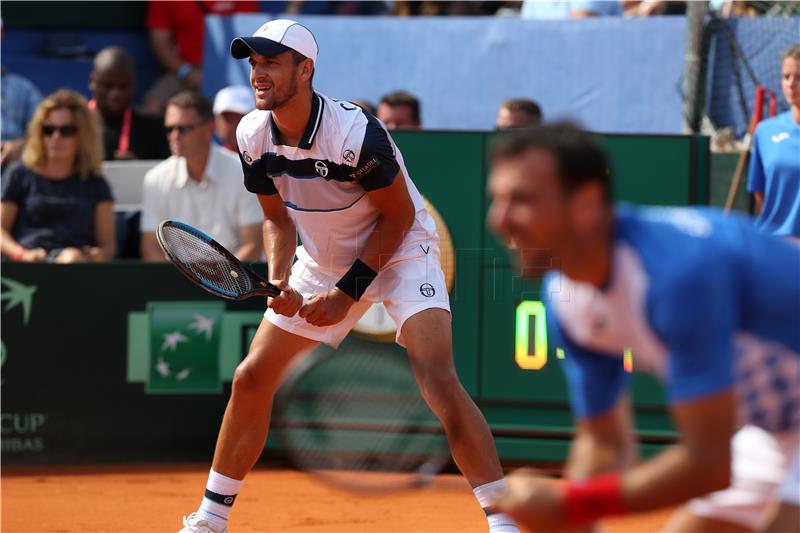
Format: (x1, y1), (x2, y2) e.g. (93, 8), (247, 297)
(314, 161), (329, 177)
(419, 283), (435, 298)
(343, 149), (355, 163)
(771, 132), (790, 143)
(242, 151), (253, 164)
(349, 156), (379, 181)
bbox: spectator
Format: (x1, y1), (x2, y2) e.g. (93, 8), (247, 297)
(142, 0), (259, 116)
(521, 0), (622, 18)
(1, 47), (43, 168)
(377, 90), (421, 130)
(89, 46), (170, 161)
(213, 86), (254, 153)
(1, 90), (115, 263)
(747, 43), (800, 239)
(496, 98), (543, 129)
(390, 1), (479, 15)
(621, 0), (670, 16)
(139, 91), (262, 262)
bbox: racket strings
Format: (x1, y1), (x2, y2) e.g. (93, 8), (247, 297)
(162, 226), (254, 295)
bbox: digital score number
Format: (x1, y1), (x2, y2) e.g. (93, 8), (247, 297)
(515, 300), (633, 373)
(515, 301), (548, 370)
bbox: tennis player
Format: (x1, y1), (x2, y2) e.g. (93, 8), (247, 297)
(178, 20), (518, 533)
(487, 123), (800, 532)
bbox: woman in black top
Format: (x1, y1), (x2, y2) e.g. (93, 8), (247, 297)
(1, 89), (115, 262)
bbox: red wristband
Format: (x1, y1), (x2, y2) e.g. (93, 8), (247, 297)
(12, 246), (25, 262)
(564, 472), (626, 524)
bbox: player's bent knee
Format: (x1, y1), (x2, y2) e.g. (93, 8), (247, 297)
(231, 360), (278, 398)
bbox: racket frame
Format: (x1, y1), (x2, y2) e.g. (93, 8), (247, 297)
(156, 220), (281, 301)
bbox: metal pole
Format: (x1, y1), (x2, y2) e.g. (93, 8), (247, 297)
(683, 1), (709, 134)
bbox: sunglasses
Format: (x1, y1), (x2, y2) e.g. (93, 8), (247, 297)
(42, 124), (78, 137)
(165, 124), (200, 135)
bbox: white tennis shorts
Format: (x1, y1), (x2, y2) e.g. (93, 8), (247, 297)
(265, 239), (450, 347)
(689, 424), (800, 529)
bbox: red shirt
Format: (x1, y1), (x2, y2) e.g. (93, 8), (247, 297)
(147, 1), (259, 66)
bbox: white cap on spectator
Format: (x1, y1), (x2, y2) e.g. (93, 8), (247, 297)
(213, 86), (255, 115)
(230, 19), (318, 64)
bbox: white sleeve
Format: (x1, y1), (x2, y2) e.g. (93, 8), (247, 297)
(139, 168), (166, 232)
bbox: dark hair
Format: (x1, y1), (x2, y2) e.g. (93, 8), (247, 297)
(380, 90), (421, 122)
(501, 98), (542, 125)
(491, 121), (613, 204)
(167, 91), (214, 122)
(783, 43), (800, 61)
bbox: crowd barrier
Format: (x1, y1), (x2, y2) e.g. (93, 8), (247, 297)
(2, 131), (709, 464)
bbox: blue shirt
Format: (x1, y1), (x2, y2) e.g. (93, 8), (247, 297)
(1, 70), (43, 141)
(545, 205), (800, 432)
(521, 0), (622, 19)
(746, 112), (800, 237)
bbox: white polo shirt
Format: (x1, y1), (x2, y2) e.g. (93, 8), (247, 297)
(236, 92), (437, 273)
(140, 143), (263, 252)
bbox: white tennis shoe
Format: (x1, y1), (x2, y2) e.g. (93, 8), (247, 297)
(178, 512), (227, 533)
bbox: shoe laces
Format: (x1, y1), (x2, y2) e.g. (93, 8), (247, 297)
(182, 513), (219, 533)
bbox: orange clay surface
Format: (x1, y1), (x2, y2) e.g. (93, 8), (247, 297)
(2, 465), (672, 532)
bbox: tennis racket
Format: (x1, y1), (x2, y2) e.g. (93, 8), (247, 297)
(156, 220), (281, 300)
(272, 338), (452, 492)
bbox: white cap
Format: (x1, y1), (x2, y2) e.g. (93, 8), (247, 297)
(213, 86), (255, 115)
(230, 19), (318, 64)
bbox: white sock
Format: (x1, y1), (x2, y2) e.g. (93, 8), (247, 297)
(473, 479), (519, 533)
(196, 468), (244, 532)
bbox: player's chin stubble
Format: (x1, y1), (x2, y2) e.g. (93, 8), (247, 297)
(255, 79), (299, 111)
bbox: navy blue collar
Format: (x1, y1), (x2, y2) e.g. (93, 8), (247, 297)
(268, 92), (324, 149)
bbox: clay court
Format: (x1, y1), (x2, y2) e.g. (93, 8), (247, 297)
(2, 465), (672, 532)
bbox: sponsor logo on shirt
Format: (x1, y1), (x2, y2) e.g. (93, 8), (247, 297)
(343, 149), (355, 163)
(314, 161), (329, 177)
(242, 151), (253, 164)
(771, 132), (790, 143)
(349, 156), (379, 181)
(419, 283), (436, 297)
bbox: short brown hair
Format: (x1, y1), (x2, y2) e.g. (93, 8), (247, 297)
(491, 121), (612, 205)
(22, 89), (103, 178)
(167, 91), (214, 122)
(501, 98), (542, 125)
(380, 91), (421, 122)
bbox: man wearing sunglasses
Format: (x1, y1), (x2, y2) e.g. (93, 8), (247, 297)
(139, 90), (262, 262)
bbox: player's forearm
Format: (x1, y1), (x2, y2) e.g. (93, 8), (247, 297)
(264, 218), (296, 281)
(621, 440), (730, 512)
(357, 209), (415, 273)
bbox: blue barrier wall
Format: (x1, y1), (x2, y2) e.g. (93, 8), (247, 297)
(1, 30), (160, 104)
(203, 15), (688, 133)
(4, 16), (796, 135)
